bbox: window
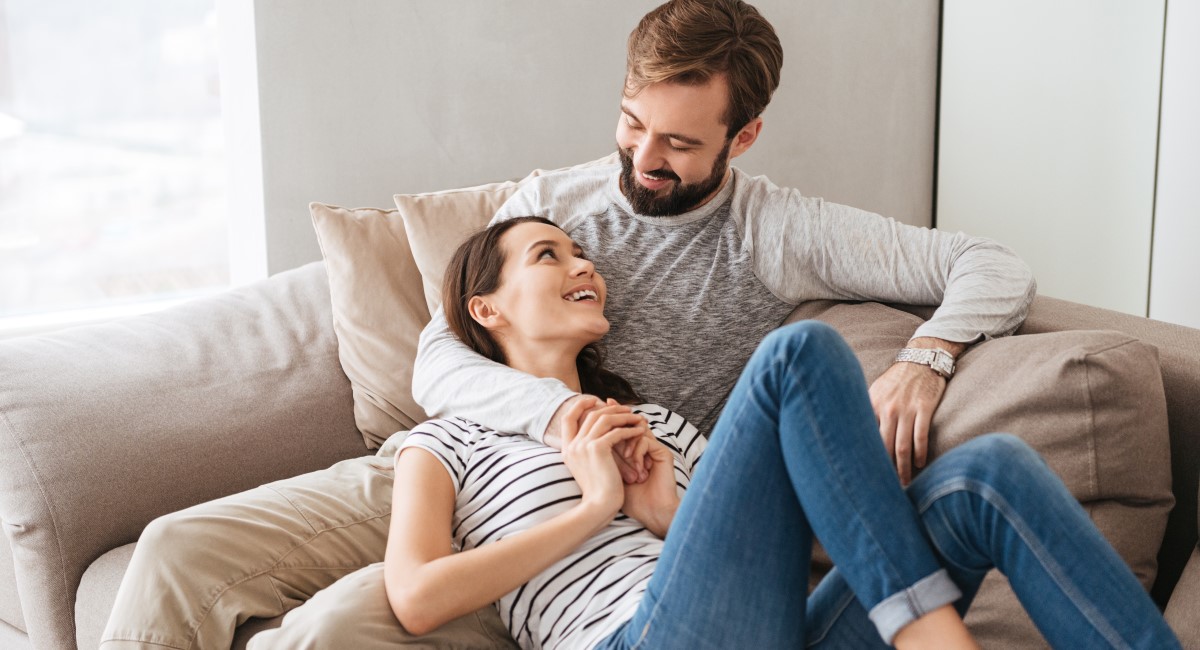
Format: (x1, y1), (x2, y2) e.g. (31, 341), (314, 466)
(0, 0), (227, 334)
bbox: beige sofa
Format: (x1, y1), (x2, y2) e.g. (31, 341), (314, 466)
(0, 259), (1195, 647)
(3, 222), (1200, 648)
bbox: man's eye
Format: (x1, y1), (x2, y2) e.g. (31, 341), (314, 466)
(669, 142), (691, 151)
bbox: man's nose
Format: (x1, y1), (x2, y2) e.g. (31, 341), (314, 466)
(633, 136), (667, 173)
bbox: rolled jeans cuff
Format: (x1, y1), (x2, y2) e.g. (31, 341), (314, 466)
(868, 568), (963, 644)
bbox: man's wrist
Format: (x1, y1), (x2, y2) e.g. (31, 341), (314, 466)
(905, 336), (967, 357)
(897, 336), (965, 380)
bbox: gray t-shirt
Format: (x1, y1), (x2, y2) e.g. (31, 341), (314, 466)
(413, 163), (1036, 439)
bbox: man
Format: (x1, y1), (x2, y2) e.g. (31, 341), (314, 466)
(413, 0), (1035, 486)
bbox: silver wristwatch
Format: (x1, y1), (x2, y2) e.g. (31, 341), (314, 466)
(894, 347), (956, 379)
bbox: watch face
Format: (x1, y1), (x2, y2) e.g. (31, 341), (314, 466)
(931, 351), (954, 377)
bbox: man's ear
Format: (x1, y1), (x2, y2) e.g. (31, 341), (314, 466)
(729, 117), (763, 159)
(468, 295), (506, 329)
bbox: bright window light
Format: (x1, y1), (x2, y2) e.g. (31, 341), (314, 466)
(0, 0), (228, 332)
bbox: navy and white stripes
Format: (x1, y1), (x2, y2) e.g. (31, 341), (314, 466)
(397, 404), (704, 650)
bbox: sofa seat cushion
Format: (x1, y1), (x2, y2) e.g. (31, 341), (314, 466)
(0, 534), (25, 635)
(788, 301), (1173, 648)
(76, 543), (134, 650)
(1165, 545), (1200, 647)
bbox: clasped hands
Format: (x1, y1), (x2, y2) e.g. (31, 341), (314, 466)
(552, 396), (679, 538)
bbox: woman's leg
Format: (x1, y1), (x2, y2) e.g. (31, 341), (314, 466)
(910, 433), (1179, 649)
(100, 455), (395, 650)
(806, 435), (1181, 649)
(247, 563), (518, 650)
(596, 321), (960, 649)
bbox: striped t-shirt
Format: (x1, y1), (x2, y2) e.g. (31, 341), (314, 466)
(396, 404), (706, 650)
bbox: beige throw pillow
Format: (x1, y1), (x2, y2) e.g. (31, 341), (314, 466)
(310, 203), (431, 448)
(311, 153), (617, 448)
(787, 300), (1173, 648)
(397, 152), (619, 314)
(395, 180), (524, 315)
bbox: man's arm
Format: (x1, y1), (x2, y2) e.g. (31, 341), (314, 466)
(412, 310), (577, 443)
(744, 187), (1036, 482)
(413, 313), (649, 482)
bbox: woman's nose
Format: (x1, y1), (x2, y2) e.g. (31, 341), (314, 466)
(571, 258), (594, 276)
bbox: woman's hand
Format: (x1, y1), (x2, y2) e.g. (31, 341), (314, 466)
(559, 398), (652, 522)
(621, 433), (681, 539)
(547, 396), (651, 485)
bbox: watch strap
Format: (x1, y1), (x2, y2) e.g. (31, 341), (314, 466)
(894, 347), (956, 379)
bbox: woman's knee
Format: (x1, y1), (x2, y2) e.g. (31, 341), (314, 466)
(758, 320), (845, 363)
(919, 433), (1047, 491)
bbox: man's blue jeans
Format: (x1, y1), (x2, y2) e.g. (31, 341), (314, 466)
(596, 321), (1178, 649)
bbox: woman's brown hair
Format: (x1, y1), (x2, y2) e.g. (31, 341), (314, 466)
(626, 0), (783, 139)
(442, 216), (643, 405)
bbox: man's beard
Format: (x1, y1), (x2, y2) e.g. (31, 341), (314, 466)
(617, 140), (731, 217)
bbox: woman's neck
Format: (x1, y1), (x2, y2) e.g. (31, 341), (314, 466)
(502, 340), (584, 393)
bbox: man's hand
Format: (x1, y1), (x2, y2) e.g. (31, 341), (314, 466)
(868, 337), (964, 485)
(546, 395), (650, 484)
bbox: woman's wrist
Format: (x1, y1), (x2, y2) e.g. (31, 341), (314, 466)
(648, 499), (680, 538)
(576, 497), (621, 534)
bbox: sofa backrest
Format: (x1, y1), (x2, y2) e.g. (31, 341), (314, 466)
(0, 262), (366, 650)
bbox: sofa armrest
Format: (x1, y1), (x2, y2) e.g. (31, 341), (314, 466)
(0, 262), (368, 650)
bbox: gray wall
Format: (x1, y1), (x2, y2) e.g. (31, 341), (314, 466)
(221, 1), (940, 279)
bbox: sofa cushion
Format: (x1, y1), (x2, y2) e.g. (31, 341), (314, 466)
(1165, 546), (1200, 647)
(397, 152), (618, 314)
(789, 300), (1173, 648)
(396, 180), (526, 316)
(305, 155), (618, 449)
(0, 535), (24, 635)
(75, 544), (134, 650)
(310, 203), (433, 448)
(0, 618), (28, 650)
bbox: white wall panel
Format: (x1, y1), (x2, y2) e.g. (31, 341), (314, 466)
(938, 0), (1165, 316)
(1150, 0), (1200, 329)
(218, 1), (940, 277)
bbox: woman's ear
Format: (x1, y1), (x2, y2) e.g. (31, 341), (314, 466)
(468, 295), (506, 330)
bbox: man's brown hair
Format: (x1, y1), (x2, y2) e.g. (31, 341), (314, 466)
(626, 0), (783, 138)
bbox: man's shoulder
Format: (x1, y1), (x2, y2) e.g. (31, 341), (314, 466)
(497, 160), (619, 223)
(727, 167), (822, 225)
(527, 161), (617, 193)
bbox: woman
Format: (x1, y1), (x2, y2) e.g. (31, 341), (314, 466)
(384, 216), (1178, 649)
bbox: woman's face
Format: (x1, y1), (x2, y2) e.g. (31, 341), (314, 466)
(473, 221), (610, 348)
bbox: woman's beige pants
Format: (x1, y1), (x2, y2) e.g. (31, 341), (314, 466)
(99, 451), (516, 649)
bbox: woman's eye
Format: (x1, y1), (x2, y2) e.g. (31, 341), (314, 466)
(538, 248), (557, 260)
